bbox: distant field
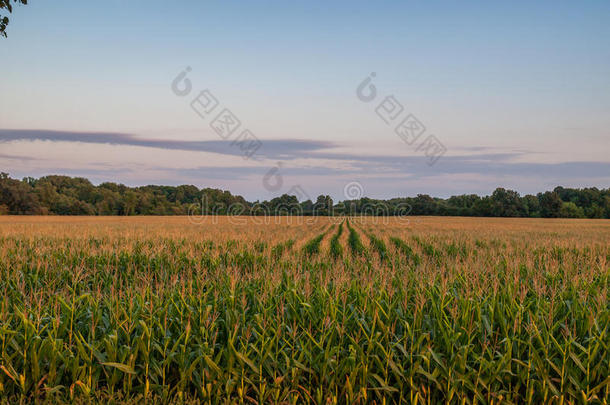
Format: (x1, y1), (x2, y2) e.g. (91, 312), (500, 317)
(0, 216), (608, 403)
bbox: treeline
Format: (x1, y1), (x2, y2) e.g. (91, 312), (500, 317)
(1, 173), (609, 218)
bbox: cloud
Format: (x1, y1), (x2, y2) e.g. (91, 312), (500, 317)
(3, 128), (609, 200)
(228, 159), (609, 178)
(0, 129), (335, 160)
(0, 153), (37, 161)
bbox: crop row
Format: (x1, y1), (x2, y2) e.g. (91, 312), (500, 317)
(0, 221), (608, 403)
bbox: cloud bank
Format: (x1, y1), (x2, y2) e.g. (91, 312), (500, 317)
(2, 129), (609, 200)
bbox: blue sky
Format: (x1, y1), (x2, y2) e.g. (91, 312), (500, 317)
(1, 1), (609, 200)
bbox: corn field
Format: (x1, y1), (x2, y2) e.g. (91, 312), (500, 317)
(0, 216), (608, 404)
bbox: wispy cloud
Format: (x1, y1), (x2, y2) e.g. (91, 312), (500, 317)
(3, 128), (609, 200)
(0, 153), (37, 161)
(165, 159), (610, 180)
(0, 129), (335, 160)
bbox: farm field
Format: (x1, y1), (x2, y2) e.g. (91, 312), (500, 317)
(0, 216), (608, 404)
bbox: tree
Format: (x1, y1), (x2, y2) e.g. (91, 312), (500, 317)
(472, 196), (494, 217)
(411, 194), (436, 215)
(267, 194), (300, 215)
(584, 204), (605, 219)
(0, 0), (27, 38)
(313, 195), (333, 216)
(0, 172), (42, 214)
(559, 202), (584, 218)
(490, 188), (525, 217)
(446, 194), (481, 216)
(603, 195), (610, 219)
(0, 172), (609, 218)
(538, 191), (562, 218)
(523, 194), (540, 217)
(299, 199), (314, 216)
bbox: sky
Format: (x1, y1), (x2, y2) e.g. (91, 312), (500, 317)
(1, 0), (609, 201)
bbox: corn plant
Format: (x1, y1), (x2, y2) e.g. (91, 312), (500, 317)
(0, 216), (607, 403)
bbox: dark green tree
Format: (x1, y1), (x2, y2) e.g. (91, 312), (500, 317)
(538, 191), (562, 218)
(0, 172), (43, 214)
(0, 0), (27, 38)
(490, 188), (526, 217)
(0, 173), (608, 218)
(522, 194), (540, 217)
(313, 195), (333, 216)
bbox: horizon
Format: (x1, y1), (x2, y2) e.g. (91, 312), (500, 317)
(2, 171), (608, 204)
(2, 1), (609, 201)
